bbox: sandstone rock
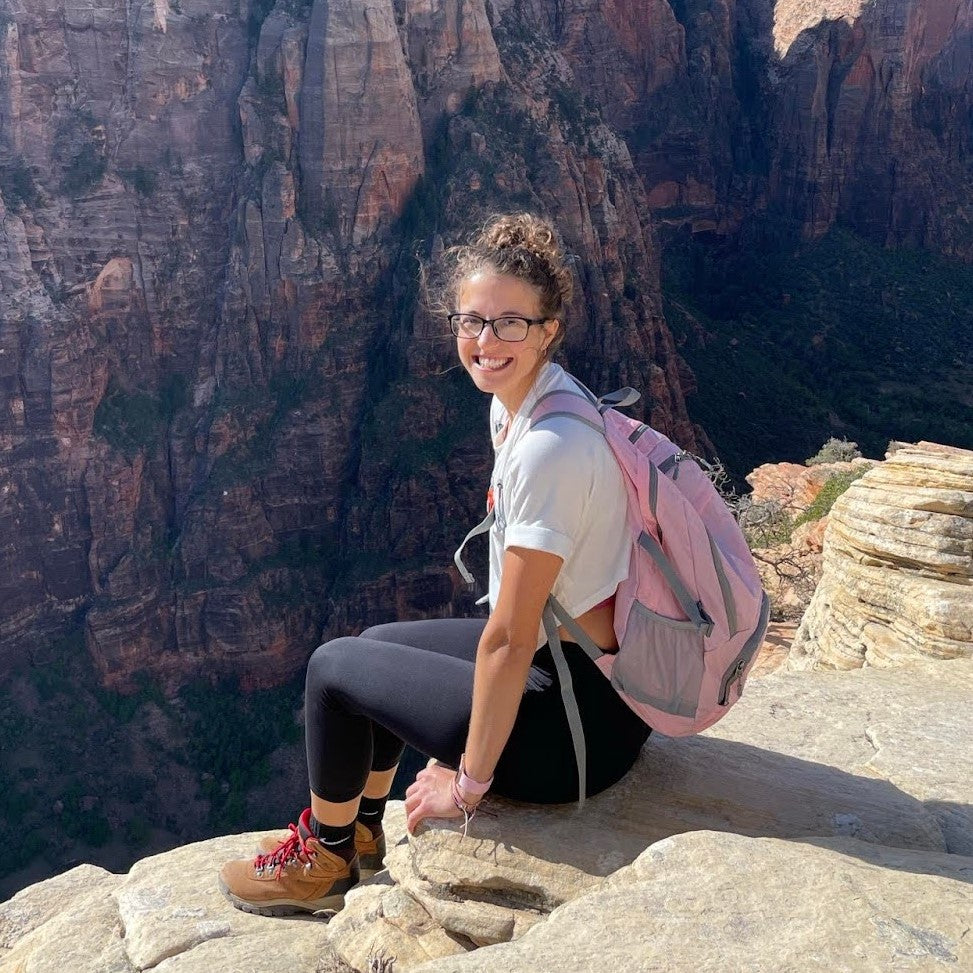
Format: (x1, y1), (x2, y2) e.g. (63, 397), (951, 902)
(0, 833), (350, 973)
(5, 658), (972, 971)
(769, 0), (973, 255)
(411, 832), (973, 972)
(791, 442), (973, 670)
(298, 0), (425, 246)
(329, 877), (470, 971)
(751, 619), (797, 675)
(334, 658), (972, 968)
(746, 458), (869, 514)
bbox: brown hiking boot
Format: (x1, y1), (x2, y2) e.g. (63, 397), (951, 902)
(219, 808), (359, 916)
(256, 818), (386, 878)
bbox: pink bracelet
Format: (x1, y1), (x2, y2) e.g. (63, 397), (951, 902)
(451, 778), (480, 838)
(457, 753), (493, 797)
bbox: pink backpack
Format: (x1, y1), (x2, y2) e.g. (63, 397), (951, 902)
(455, 378), (770, 803)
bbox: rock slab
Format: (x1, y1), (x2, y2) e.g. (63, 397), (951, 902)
(412, 832), (973, 973)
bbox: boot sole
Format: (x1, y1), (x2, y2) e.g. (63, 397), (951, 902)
(218, 875), (354, 916)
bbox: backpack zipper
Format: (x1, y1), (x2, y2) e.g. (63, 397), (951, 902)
(718, 659), (747, 705)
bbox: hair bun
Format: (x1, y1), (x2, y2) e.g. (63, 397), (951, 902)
(478, 214), (557, 265)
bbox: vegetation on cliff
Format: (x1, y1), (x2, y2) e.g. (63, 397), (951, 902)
(662, 226), (973, 480)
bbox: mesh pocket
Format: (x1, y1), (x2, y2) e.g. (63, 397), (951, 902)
(611, 601), (706, 718)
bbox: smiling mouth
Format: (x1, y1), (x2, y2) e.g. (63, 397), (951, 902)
(473, 356), (513, 372)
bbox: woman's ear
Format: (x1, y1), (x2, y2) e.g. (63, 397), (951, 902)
(543, 318), (560, 351)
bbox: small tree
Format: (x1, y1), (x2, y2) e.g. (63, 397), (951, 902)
(805, 437), (862, 465)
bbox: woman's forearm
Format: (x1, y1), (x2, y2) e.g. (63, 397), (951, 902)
(463, 626), (535, 785)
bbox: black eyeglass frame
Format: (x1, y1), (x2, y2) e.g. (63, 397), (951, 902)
(448, 312), (550, 342)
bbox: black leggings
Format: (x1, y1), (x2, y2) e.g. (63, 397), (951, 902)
(304, 618), (650, 805)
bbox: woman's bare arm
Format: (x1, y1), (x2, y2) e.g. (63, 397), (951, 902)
(461, 544), (563, 783)
(404, 544), (562, 831)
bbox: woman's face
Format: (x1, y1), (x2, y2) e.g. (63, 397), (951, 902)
(455, 271), (559, 414)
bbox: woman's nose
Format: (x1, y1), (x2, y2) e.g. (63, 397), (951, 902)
(476, 321), (499, 348)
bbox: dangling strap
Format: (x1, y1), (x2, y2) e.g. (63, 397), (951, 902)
(542, 600), (587, 808)
(547, 595), (603, 663)
(453, 508), (495, 587)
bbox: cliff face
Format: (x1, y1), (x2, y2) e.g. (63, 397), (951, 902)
(1, 0), (970, 693)
(528, 0), (973, 253)
(768, 0), (973, 256)
(0, 0), (702, 691)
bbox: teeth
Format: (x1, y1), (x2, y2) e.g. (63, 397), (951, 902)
(477, 357), (511, 370)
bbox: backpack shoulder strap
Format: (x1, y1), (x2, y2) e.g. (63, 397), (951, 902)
(527, 388), (603, 433)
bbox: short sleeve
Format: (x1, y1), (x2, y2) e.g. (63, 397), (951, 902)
(499, 419), (599, 561)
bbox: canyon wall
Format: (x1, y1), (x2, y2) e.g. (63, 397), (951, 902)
(0, 0), (969, 693)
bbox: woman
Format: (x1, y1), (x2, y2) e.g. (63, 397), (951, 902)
(218, 213), (650, 916)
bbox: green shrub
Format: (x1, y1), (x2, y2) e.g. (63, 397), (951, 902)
(61, 143), (106, 195)
(793, 468), (870, 528)
(124, 815), (151, 848)
(0, 158), (40, 208)
(805, 437), (862, 465)
(177, 675), (303, 827)
(121, 165), (158, 196)
(93, 381), (163, 458)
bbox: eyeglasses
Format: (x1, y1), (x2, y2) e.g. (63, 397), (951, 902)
(448, 313), (549, 342)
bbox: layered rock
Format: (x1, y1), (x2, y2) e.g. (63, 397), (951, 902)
(768, 0), (973, 255)
(0, 0), (702, 693)
(4, 656), (971, 970)
(298, 0), (425, 246)
(791, 442), (973, 670)
(746, 457), (872, 514)
(415, 833), (973, 972)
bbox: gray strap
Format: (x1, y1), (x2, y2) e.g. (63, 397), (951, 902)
(629, 423), (649, 444)
(528, 389), (577, 418)
(547, 594), (603, 663)
(637, 530), (713, 635)
(531, 411), (605, 435)
(595, 387), (640, 413)
(567, 375), (599, 405)
(706, 531), (738, 635)
(542, 602), (587, 808)
(453, 508), (494, 586)
(658, 453), (678, 476)
(649, 462), (659, 518)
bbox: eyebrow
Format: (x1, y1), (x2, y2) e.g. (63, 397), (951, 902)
(462, 310), (535, 316)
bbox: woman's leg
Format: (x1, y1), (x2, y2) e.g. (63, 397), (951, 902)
(220, 620), (486, 915)
(304, 620), (486, 824)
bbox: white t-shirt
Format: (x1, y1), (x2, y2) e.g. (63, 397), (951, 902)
(487, 363), (630, 648)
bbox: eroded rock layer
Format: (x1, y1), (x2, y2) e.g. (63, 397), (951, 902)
(791, 442), (973, 670)
(4, 657), (971, 971)
(0, 0), (702, 691)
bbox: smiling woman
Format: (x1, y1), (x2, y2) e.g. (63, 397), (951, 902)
(217, 214), (649, 918)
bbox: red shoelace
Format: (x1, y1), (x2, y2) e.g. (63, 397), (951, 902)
(253, 820), (312, 878)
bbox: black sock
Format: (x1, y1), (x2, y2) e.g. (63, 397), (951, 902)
(307, 814), (356, 861)
(357, 793), (389, 838)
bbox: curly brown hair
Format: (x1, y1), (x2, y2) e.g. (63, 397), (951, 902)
(431, 213), (574, 359)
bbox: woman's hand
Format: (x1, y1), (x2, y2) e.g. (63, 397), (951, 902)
(404, 763), (463, 834)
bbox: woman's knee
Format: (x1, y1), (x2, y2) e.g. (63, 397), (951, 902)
(305, 636), (363, 697)
(359, 621), (397, 641)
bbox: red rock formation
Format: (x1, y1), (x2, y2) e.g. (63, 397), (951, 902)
(0, 0), (707, 692)
(0, 0), (968, 695)
(768, 0), (973, 255)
